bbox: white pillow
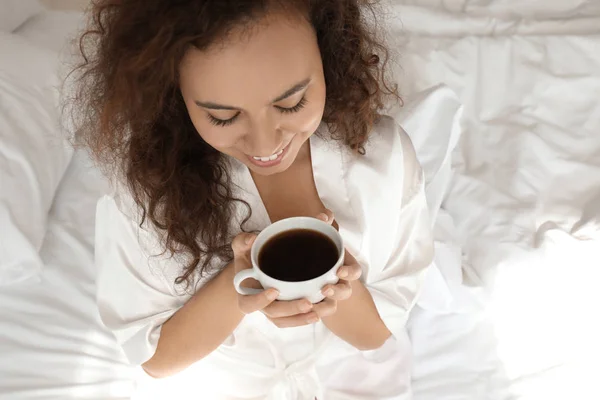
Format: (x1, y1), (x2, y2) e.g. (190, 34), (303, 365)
(0, 32), (73, 285)
(0, 0), (43, 32)
(15, 10), (85, 53)
(0, 31), (60, 86)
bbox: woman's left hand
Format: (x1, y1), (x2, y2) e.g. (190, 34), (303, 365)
(313, 211), (363, 318)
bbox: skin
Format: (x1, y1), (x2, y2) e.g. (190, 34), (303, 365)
(179, 12), (326, 176)
(143, 11), (391, 378)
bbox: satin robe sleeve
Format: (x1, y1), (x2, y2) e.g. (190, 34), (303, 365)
(363, 122), (435, 339)
(95, 193), (195, 366)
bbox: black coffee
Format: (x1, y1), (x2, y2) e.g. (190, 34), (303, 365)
(259, 229), (339, 282)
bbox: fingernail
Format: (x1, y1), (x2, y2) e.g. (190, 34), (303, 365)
(267, 290), (279, 300)
(338, 268), (348, 278)
(323, 288), (334, 297)
(300, 302), (313, 313)
(317, 213), (328, 221)
(308, 315), (320, 324)
(245, 235), (254, 245)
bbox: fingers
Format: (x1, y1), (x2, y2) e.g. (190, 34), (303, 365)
(237, 288), (279, 315)
(262, 298), (313, 319)
(232, 233), (257, 276)
(336, 263), (362, 281)
(265, 297), (338, 327)
(321, 263), (361, 302)
(268, 311), (320, 329)
(316, 209), (334, 225)
(312, 297), (338, 318)
(321, 281), (353, 301)
(231, 232), (256, 259)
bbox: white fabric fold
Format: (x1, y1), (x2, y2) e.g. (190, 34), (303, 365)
(95, 86), (463, 399)
(0, 33), (73, 286)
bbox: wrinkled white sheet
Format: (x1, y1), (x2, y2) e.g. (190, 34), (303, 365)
(2, 1), (599, 399)
(0, 150), (134, 400)
(0, 32), (73, 285)
(385, 0), (600, 398)
(0, 9), (135, 400)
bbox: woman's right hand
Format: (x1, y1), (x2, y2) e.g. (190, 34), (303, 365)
(232, 232), (321, 328)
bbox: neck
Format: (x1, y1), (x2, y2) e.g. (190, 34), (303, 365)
(294, 139), (311, 166)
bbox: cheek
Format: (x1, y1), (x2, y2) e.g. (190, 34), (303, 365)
(284, 97), (326, 134)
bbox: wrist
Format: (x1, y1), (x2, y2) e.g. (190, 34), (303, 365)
(321, 280), (360, 323)
(321, 280), (391, 351)
(213, 262), (244, 312)
(215, 261), (237, 284)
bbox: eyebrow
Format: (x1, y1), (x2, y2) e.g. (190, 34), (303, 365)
(194, 78), (311, 111)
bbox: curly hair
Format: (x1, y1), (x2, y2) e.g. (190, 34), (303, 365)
(69, 0), (398, 286)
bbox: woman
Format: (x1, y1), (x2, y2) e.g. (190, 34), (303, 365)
(72, 0), (434, 398)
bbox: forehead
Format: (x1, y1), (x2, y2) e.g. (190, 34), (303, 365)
(179, 14), (320, 103)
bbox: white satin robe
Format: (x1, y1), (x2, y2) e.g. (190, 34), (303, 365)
(95, 112), (440, 399)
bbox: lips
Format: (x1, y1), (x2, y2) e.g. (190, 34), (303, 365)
(251, 147), (285, 162)
(246, 142), (291, 168)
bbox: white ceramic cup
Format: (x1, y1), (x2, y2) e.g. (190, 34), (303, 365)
(233, 217), (344, 304)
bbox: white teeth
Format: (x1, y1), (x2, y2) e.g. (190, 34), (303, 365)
(252, 147), (285, 162)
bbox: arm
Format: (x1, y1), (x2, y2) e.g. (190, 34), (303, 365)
(97, 195), (243, 378)
(308, 216), (392, 351)
(142, 263), (243, 378)
(322, 264), (391, 351)
(319, 183), (432, 350)
(319, 127), (434, 350)
(365, 126), (435, 339)
(96, 196), (276, 379)
(364, 180), (433, 339)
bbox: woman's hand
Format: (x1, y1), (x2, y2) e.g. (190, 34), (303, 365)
(315, 211), (391, 350)
(233, 210), (360, 328)
(232, 231), (321, 328)
(315, 211), (363, 316)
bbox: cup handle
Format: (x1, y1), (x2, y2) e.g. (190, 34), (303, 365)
(233, 269), (264, 296)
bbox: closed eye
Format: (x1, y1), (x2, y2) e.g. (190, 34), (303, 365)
(208, 112), (239, 127)
(276, 96), (307, 114)
(207, 97), (307, 127)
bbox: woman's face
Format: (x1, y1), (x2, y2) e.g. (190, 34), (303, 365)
(179, 13), (326, 176)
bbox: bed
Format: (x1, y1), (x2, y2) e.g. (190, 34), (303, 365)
(0, 4), (135, 399)
(384, 1), (600, 398)
(1, 1), (598, 399)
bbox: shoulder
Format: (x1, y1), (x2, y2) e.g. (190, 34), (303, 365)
(331, 115), (424, 211)
(362, 115), (422, 188)
(100, 181), (167, 242)
(96, 186), (199, 296)
(317, 116), (419, 173)
(366, 115), (418, 164)
(96, 189), (165, 270)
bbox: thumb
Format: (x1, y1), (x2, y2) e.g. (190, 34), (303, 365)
(238, 288), (279, 315)
(316, 209), (334, 225)
(231, 232), (256, 259)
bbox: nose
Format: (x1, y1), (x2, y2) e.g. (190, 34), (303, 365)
(245, 113), (282, 157)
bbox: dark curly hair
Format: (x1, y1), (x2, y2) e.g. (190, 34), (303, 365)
(69, 0), (398, 286)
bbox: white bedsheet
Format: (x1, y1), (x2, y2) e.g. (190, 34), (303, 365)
(0, 150), (134, 400)
(1, 2), (599, 400)
(0, 9), (135, 400)
(385, 0), (600, 398)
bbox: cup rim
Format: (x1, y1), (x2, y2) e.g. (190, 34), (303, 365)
(250, 216), (344, 284)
